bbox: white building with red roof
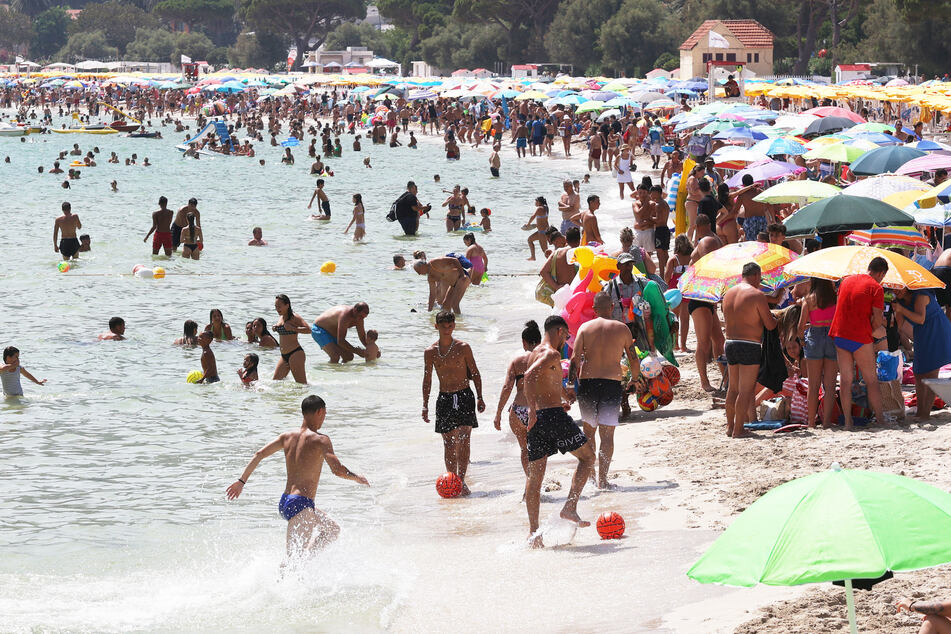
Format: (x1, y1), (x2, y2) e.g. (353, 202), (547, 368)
(679, 19), (774, 78)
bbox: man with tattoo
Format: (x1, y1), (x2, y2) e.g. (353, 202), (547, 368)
(897, 597), (951, 633)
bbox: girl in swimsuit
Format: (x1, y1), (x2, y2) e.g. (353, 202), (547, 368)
(251, 317), (278, 348)
(272, 294), (309, 384)
(524, 196), (550, 260)
(238, 353), (259, 385)
(344, 193), (366, 242)
(441, 185), (465, 232)
(492, 320), (542, 480)
(664, 234), (694, 352)
(206, 308), (235, 340)
(181, 212), (202, 260)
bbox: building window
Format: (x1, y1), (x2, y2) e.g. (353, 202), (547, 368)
(702, 53), (710, 63)
(715, 53), (723, 61)
(755, 53), (760, 63)
(726, 53), (736, 62)
(747, 53), (752, 62)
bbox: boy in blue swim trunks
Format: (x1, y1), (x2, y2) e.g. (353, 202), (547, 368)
(226, 395), (369, 558)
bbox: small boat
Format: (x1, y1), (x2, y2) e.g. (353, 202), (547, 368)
(0, 124), (28, 137)
(127, 131), (162, 139)
(52, 125), (118, 135)
(110, 121), (141, 133)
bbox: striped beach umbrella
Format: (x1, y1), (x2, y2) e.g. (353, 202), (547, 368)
(847, 225), (930, 249)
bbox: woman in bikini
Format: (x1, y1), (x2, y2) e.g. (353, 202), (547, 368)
(272, 294), (310, 384)
(343, 193), (366, 242)
(492, 320), (542, 480)
(715, 183), (739, 244)
(664, 234), (694, 352)
(251, 317), (278, 348)
(524, 196), (550, 260)
(441, 185), (465, 232)
(180, 212), (202, 260)
(206, 308), (235, 340)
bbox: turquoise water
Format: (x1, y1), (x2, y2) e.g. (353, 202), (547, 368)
(0, 119), (652, 631)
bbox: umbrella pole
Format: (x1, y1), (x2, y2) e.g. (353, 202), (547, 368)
(845, 578), (859, 634)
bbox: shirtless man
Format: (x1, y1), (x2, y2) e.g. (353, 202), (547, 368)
(557, 179), (581, 235)
(489, 143), (501, 177)
(651, 185), (672, 275)
(722, 263), (777, 438)
(587, 132), (603, 172)
(143, 195), (173, 256)
(685, 165), (705, 241)
(225, 395), (369, 559)
(422, 311), (484, 496)
(570, 194), (603, 245)
(524, 316), (596, 547)
(196, 329), (219, 383)
(463, 233), (488, 286)
(248, 227), (267, 246)
(570, 293), (643, 488)
(733, 174), (772, 241)
(513, 120), (528, 158)
(632, 185), (654, 255)
(413, 257), (470, 314)
(688, 215), (725, 393)
(660, 150), (683, 190)
(172, 198), (200, 251)
(53, 201), (82, 261)
(310, 303), (369, 363)
(98, 316), (126, 341)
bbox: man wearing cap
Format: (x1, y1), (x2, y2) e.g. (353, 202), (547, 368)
(173, 197), (200, 251)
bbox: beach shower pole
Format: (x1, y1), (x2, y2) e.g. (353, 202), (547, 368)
(845, 578), (858, 634)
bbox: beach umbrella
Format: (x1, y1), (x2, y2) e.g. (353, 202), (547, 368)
(906, 140), (951, 153)
(883, 189), (929, 211)
(575, 100), (606, 113)
(914, 182), (951, 208)
(753, 181), (842, 204)
(845, 132), (903, 146)
(750, 137), (807, 157)
(896, 154), (951, 176)
(513, 90), (549, 101)
(596, 109), (621, 122)
(602, 96), (638, 108)
(556, 94), (588, 106)
(802, 142), (868, 164)
(713, 127), (768, 144)
(645, 98), (678, 111)
(677, 242), (803, 302)
(842, 174), (931, 199)
(628, 90), (666, 103)
(726, 160), (805, 187)
(580, 90), (619, 101)
(784, 195), (915, 236)
(667, 88), (699, 98)
(687, 464), (951, 634)
(804, 116), (857, 136)
(911, 204), (951, 228)
(711, 147), (770, 168)
(849, 146), (926, 176)
(848, 122), (895, 134)
(783, 246), (943, 289)
(847, 225), (930, 249)
(698, 120), (750, 135)
(802, 106), (866, 123)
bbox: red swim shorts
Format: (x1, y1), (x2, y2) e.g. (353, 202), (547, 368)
(153, 231), (172, 251)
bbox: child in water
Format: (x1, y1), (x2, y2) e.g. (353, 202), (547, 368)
(344, 193), (365, 241)
(238, 353), (259, 385)
(364, 330), (380, 363)
(1, 345), (47, 396)
(479, 208), (492, 232)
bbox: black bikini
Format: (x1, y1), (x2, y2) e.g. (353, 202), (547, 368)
(274, 322), (303, 362)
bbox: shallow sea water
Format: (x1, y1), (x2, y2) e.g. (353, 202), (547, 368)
(0, 118), (656, 632)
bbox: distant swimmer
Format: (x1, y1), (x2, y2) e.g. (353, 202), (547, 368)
(523, 315), (596, 548)
(422, 311), (485, 496)
(98, 316), (126, 341)
(173, 319), (199, 346)
(237, 353), (258, 385)
(226, 395), (369, 559)
(143, 195), (173, 256)
(311, 303), (370, 363)
(53, 201), (81, 261)
(248, 227), (267, 246)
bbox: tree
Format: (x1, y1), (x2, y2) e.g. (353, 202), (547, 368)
(324, 21), (385, 51)
(0, 8), (34, 53)
(420, 21), (507, 71)
(240, 0), (366, 70)
(376, 0), (452, 52)
(8, 0), (52, 18)
(70, 1), (159, 55)
(599, 0), (676, 77)
(171, 30), (215, 64)
(125, 27), (177, 61)
(544, 0), (621, 75)
(453, 0), (561, 64)
(32, 6), (70, 59)
(58, 30), (119, 60)
(654, 51), (680, 71)
(154, 0), (236, 44)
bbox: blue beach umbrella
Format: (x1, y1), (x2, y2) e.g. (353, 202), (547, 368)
(751, 137), (807, 156)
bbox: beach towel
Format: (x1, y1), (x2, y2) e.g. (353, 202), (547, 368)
(666, 172), (680, 211)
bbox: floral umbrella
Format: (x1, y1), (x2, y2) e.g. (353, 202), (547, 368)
(678, 242), (803, 302)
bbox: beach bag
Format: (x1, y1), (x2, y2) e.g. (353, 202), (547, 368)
(386, 199), (398, 222)
(876, 350), (901, 382)
(535, 255), (558, 307)
(880, 379), (905, 421)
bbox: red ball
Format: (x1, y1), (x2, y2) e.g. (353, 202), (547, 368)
(657, 388), (674, 407)
(596, 512), (626, 539)
(662, 363), (681, 387)
(649, 374), (671, 397)
(436, 472), (462, 498)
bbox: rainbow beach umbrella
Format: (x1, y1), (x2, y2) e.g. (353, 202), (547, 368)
(677, 242), (803, 302)
(847, 225), (929, 250)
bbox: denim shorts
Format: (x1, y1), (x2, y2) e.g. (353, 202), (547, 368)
(804, 326), (837, 360)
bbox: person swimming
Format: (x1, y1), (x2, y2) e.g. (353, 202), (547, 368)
(238, 353), (259, 384)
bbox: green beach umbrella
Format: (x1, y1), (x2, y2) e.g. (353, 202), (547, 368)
(803, 142), (868, 163)
(848, 122), (894, 134)
(783, 194), (915, 236)
(575, 100), (606, 113)
(849, 145), (926, 176)
(753, 180), (841, 204)
(688, 464), (951, 633)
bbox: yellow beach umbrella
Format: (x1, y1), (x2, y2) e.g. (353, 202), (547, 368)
(783, 246), (944, 290)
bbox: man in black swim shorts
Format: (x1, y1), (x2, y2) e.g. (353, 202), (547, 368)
(53, 201), (82, 261)
(722, 263), (777, 438)
(422, 311), (485, 496)
(523, 315), (596, 548)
